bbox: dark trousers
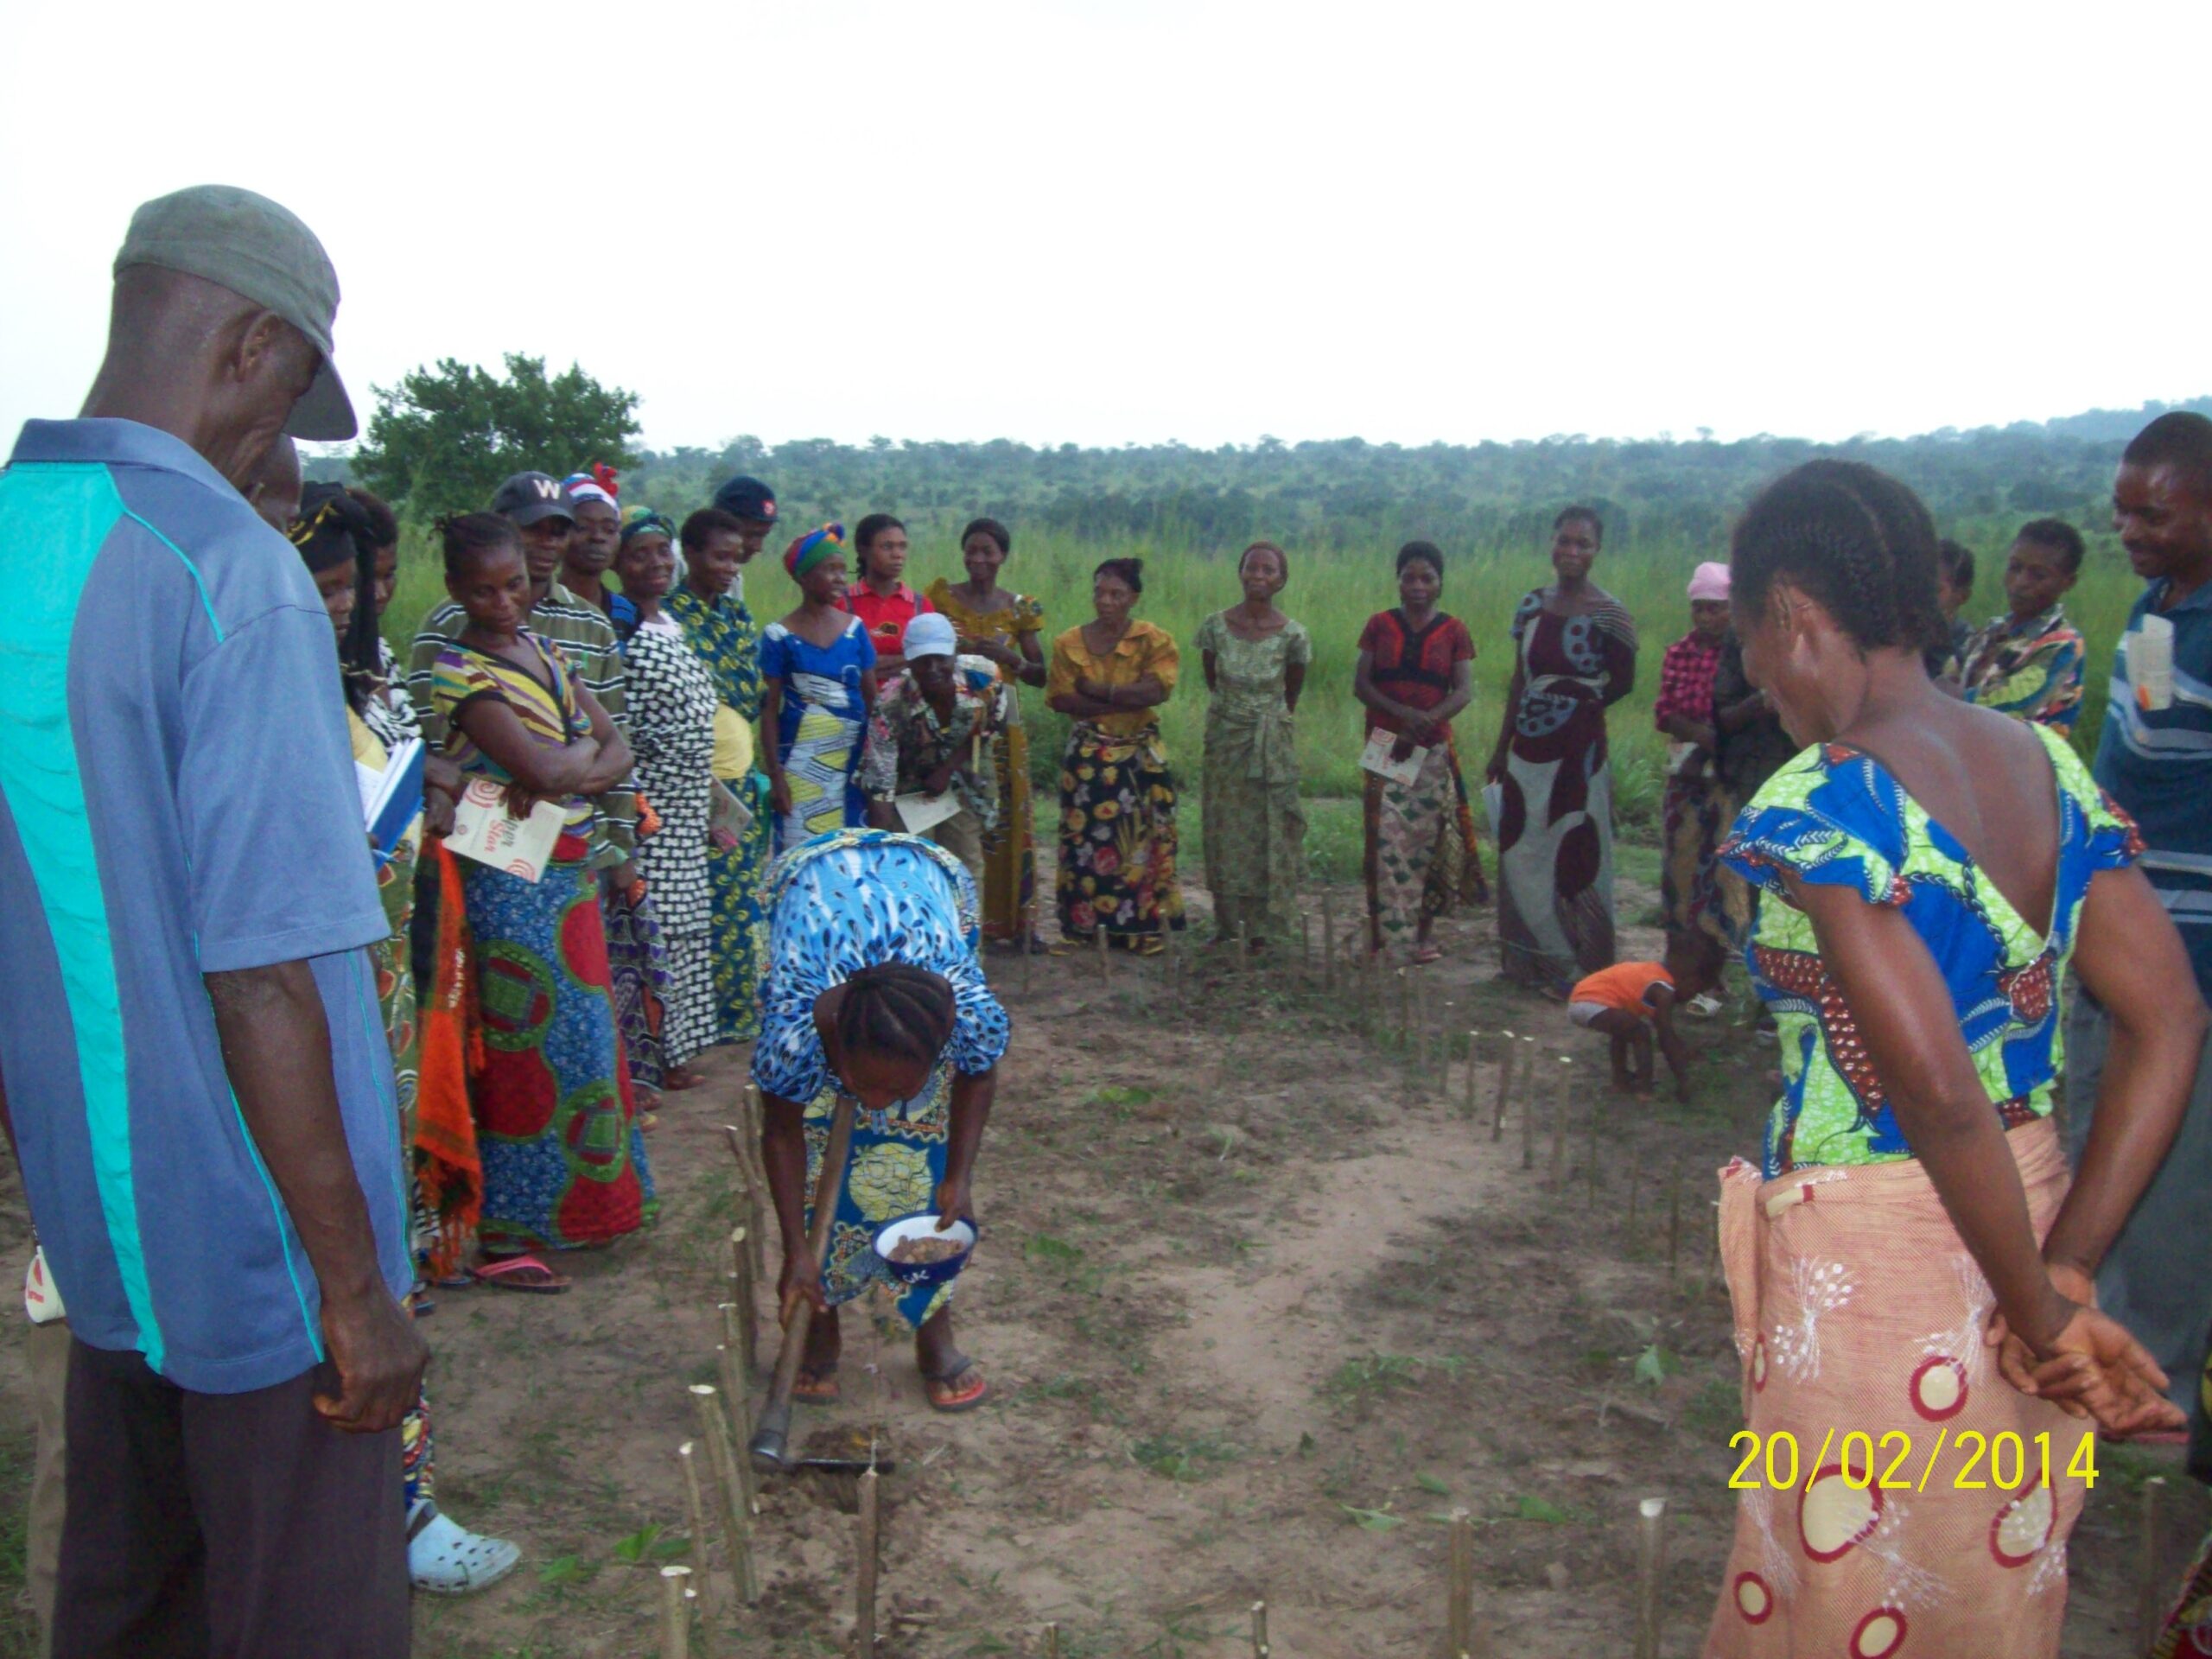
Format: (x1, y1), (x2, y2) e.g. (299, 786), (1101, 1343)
(53, 1340), (408, 1659)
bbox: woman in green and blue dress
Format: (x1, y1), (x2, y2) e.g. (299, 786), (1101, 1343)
(1702, 461), (2195, 1656)
(666, 505), (775, 1044)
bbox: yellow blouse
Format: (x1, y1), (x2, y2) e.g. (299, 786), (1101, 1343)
(925, 580), (1045, 685)
(1046, 619), (1180, 739)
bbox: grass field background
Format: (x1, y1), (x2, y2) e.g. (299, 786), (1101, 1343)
(384, 509), (2141, 839)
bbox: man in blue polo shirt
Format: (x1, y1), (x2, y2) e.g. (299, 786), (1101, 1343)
(0, 186), (423, 1657)
(2068, 410), (2212, 1410)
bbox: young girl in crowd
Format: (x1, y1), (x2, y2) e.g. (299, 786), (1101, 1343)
(762, 524), (879, 850)
(840, 512), (932, 680)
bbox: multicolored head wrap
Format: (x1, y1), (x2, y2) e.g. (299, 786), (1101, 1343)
(785, 522), (847, 582)
(563, 463), (620, 513)
(620, 506), (677, 545)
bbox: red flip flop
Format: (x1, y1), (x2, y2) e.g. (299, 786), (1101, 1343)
(924, 1362), (990, 1414)
(469, 1255), (570, 1294)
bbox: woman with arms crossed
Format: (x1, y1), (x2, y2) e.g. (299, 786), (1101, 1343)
(430, 515), (656, 1285)
(1703, 462), (2199, 1656)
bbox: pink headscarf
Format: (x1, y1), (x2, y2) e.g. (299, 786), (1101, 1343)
(1688, 562), (1732, 603)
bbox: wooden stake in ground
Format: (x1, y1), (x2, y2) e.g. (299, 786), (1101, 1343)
(659, 1563), (693, 1659)
(677, 1441), (725, 1639)
(1548, 1057), (1569, 1185)
(690, 1385), (760, 1605)
(714, 1341), (757, 1514)
(855, 1467), (881, 1658)
(1585, 1097), (1600, 1205)
(725, 1228), (757, 1378)
(1321, 887), (1337, 990)
(1666, 1166), (1682, 1282)
(1096, 923), (1109, 986)
(1445, 1508), (1476, 1659)
(1250, 1599), (1271, 1659)
(2140, 1474), (2168, 1648)
(1044, 1623), (1062, 1659)
(1020, 919), (1035, 999)
(1488, 1027), (1513, 1140)
(1634, 1497), (1668, 1659)
(1464, 1030), (1480, 1122)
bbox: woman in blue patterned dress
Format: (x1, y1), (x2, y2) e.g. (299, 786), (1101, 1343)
(760, 524), (879, 851)
(1702, 462), (2199, 1657)
(752, 830), (1009, 1413)
(666, 506), (775, 1043)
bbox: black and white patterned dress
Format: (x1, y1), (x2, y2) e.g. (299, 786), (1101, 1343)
(622, 614), (720, 1065)
(360, 637), (423, 749)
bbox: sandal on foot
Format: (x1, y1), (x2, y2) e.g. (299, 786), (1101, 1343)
(924, 1360), (990, 1414)
(1411, 944), (1443, 965)
(408, 1502), (522, 1596)
(469, 1255), (570, 1294)
(794, 1364), (842, 1405)
(662, 1067), (703, 1092)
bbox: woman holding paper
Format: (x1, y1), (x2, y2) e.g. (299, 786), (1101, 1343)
(1486, 508), (1638, 994)
(430, 512), (656, 1277)
(1353, 541), (1482, 964)
(289, 489), (520, 1593)
(1046, 557), (1187, 952)
(1195, 542), (1310, 950)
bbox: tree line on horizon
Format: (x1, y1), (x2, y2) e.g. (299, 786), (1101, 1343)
(324, 353), (2210, 552)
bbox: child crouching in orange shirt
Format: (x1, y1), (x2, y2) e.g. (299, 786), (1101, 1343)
(1567, 934), (1718, 1100)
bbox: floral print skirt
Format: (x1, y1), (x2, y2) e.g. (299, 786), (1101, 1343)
(1056, 721), (1186, 948)
(803, 1065), (957, 1332)
(1706, 1120), (2081, 1656)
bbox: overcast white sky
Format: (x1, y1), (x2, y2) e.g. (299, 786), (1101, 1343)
(3, 2), (2203, 454)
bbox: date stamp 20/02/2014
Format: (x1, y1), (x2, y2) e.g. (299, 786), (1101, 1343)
(1727, 1427), (2098, 1496)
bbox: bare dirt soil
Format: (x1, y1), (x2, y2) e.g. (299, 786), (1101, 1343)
(0, 863), (2201, 1658)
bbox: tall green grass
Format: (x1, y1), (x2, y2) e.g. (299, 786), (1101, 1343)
(385, 513), (2140, 830)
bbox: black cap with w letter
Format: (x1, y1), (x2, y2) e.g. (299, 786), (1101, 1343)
(488, 472), (575, 528)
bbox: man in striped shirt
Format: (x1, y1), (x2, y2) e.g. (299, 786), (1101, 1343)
(404, 471), (638, 869)
(2068, 410), (2212, 1408)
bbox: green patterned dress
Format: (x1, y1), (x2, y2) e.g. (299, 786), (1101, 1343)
(1194, 612), (1309, 943)
(665, 582), (773, 1043)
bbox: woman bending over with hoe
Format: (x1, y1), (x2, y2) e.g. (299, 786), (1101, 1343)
(753, 830), (1009, 1413)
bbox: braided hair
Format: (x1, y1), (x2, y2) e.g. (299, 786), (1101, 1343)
(1729, 461), (1946, 656)
(438, 512), (522, 577)
(835, 963), (957, 1071)
(288, 482), (380, 710)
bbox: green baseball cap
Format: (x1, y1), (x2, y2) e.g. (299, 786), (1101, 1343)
(113, 184), (357, 442)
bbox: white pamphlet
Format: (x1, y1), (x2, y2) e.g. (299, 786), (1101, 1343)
(444, 777), (565, 882)
(896, 791), (963, 834)
(1359, 729), (1428, 786)
(2133, 613), (2176, 712)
